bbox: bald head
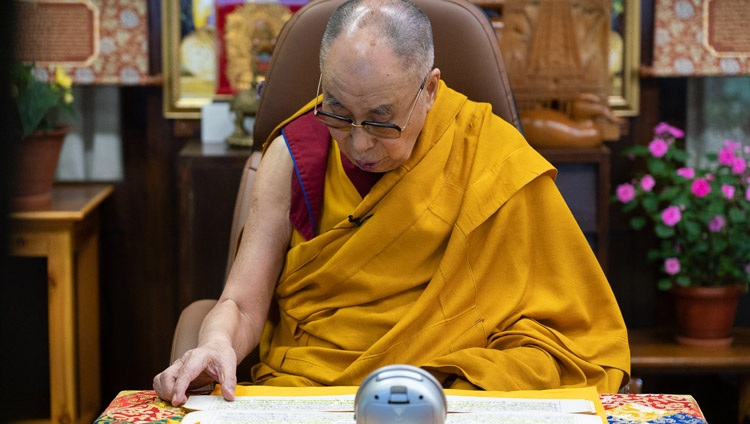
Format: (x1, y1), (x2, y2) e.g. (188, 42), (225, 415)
(319, 0), (434, 82)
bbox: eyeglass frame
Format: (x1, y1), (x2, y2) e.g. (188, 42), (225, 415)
(313, 71), (430, 139)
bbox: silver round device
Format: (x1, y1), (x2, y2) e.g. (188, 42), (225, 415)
(354, 364), (447, 424)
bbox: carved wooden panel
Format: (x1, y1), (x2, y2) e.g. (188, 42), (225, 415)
(498, 0), (611, 108)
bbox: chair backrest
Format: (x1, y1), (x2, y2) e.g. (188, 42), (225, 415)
(253, 0), (520, 147)
(225, 0), (520, 276)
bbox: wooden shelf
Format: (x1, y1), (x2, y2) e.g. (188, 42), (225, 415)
(630, 328), (750, 371)
(629, 327), (750, 423)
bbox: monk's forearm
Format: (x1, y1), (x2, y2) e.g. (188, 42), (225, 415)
(197, 298), (261, 362)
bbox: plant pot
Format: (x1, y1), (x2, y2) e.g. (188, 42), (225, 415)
(670, 285), (743, 347)
(11, 126), (69, 211)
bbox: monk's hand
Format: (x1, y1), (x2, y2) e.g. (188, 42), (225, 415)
(153, 342), (238, 406)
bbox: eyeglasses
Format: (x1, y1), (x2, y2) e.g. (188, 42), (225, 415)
(313, 72), (429, 139)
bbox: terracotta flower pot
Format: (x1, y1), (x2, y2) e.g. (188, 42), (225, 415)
(11, 126), (69, 211)
(670, 285), (744, 347)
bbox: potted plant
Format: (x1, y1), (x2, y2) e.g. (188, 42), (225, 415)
(615, 122), (750, 347)
(10, 62), (75, 210)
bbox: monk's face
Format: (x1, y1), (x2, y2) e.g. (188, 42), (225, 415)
(320, 29), (439, 173)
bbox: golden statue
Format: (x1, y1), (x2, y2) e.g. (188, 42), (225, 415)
(224, 4), (291, 92)
(226, 83), (259, 148)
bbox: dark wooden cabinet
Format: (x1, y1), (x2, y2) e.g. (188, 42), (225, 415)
(177, 141), (251, 309)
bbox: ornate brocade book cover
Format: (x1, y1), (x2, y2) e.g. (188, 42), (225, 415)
(95, 390), (186, 423)
(601, 393), (708, 424)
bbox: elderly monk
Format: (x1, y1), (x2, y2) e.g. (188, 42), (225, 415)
(154, 0), (630, 406)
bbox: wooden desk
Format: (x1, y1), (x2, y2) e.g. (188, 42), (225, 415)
(630, 328), (750, 423)
(8, 184), (114, 424)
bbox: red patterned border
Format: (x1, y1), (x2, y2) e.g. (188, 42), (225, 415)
(22, 0), (151, 85)
(652, 0), (750, 76)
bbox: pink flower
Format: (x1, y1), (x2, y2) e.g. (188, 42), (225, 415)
(719, 146), (737, 166)
(691, 178), (711, 197)
(664, 257), (681, 275)
(676, 167), (695, 179)
(661, 205), (682, 227)
(640, 175), (655, 191)
(732, 157), (747, 175)
(722, 184), (735, 199)
(724, 139), (742, 150)
(708, 215), (725, 232)
(649, 139), (669, 158)
(616, 183), (636, 203)
(654, 122), (684, 138)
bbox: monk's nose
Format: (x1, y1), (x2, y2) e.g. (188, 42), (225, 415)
(349, 127), (376, 154)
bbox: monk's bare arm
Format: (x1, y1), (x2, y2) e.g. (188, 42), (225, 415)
(203, 136), (293, 366)
(153, 136), (292, 405)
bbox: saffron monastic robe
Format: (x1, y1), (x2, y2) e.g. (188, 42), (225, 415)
(251, 81), (630, 393)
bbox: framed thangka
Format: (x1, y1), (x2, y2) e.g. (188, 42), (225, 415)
(163, 0), (306, 119)
(608, 0), (640, 117)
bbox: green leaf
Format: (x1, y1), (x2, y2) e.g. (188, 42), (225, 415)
(671, 149), (689, 163)
(661, 186), (681, 200)
(657, 279), (673, 291)
(676, 276), (691, 287)
(729, 208), (746, 224)
(683, 220), (701, 238)
(623, 145), (650, 157)
(630, 216), (647, 230)
(693, 240), (710, 254)
(16, 79), (61, 138)
(621, 200), (638, 213)
(713, 238), (729, 254)
(647, 157), (667, 175)
(654, 224), (675, 238)
(642, 196), (659, 213)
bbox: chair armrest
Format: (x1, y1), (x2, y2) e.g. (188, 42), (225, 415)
(170, 299), (218, 364)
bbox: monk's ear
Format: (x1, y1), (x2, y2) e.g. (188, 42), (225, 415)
(423, 68), (441, 111)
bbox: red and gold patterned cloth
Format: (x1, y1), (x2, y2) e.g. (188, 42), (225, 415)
(95, 390), (184, 423)
(96, 390), (708, 423)
(601, 393), (707, 424)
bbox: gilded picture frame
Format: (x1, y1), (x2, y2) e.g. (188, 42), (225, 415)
(608, 0), (640, 117)
(162, 1), (219, 119)
(162, 1), (295, 119)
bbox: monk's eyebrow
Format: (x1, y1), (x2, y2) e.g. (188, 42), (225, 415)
(370, 104), (392, 116)
(322, 94), (344, 108)
(323, 93), (393, 117)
